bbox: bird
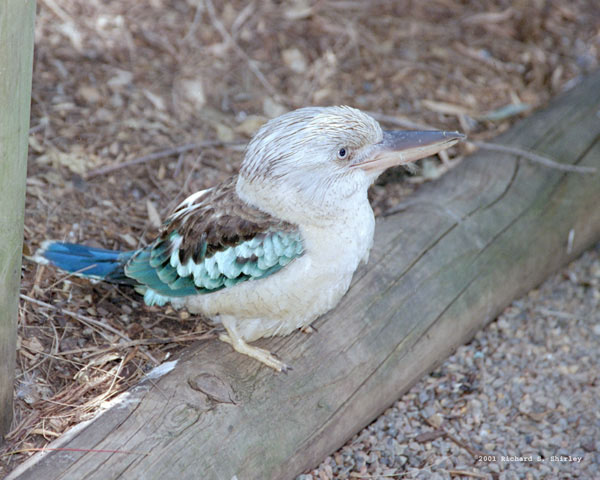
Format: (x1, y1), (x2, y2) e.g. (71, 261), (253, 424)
(34, 106), (464, 372)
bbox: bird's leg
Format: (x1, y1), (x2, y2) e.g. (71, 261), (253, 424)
(218, 319), (290, 373)
(300, 325), (317, 334)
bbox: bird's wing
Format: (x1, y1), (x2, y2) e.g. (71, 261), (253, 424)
(124, 177), (304, 306)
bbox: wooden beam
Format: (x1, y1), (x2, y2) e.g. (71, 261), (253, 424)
(0, 0), (36, 441)
(8, 70), (600, 479)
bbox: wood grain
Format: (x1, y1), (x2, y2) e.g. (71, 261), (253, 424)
(8, 70), (600, 479)
(0, 0), (36, 441)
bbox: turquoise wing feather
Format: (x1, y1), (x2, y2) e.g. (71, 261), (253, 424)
(124, 230), (304, 306)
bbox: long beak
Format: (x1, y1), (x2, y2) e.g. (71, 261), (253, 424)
(352, 130), (465, 172)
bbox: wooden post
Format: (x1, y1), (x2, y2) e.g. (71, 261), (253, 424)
(7, 70), (600, 479)
(0, 0), (36, 441)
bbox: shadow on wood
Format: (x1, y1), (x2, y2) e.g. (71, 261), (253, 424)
(8, 71), (600, 479)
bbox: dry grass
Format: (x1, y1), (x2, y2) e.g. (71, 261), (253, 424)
(3, 0), (599, 475)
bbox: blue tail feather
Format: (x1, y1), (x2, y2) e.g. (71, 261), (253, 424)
(35, 241), (135, 284)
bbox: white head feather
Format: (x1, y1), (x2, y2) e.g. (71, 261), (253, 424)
(237, 106), (384, 225)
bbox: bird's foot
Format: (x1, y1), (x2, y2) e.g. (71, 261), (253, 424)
(300, 325), (317, 334)
(219, 333), (291, 373)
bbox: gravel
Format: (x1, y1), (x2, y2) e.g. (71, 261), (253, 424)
(301, 242), (600, 479)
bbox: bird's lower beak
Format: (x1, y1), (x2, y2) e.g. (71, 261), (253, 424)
(352, 130), (465, 172)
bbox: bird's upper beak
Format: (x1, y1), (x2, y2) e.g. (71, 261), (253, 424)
(352, 130), (465, 172)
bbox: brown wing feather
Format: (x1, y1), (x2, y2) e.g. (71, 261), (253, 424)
(161, 177), (297, 264)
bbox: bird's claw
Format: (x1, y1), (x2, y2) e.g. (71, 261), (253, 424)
(281, 363), (293, 374)
(257, 351), (290, 373)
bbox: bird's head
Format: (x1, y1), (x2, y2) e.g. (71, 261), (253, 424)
(237, 106), (464, 224)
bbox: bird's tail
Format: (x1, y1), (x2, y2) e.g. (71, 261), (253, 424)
(33, 241), (136, 284)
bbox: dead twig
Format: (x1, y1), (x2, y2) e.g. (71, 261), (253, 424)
(85, 141), (242, 179)
(54, 332), (213, 358)
(423, 416), (488, 459)
(447, 470), (490, 479)
(471, 141), (597, 173)
(366, 111), (433, 130)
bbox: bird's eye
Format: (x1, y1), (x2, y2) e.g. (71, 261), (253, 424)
(337, 147), (348, 159)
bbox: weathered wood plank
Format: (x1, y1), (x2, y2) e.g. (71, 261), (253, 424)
(0, 0), (36, 441)
(8, 70), (600, 479)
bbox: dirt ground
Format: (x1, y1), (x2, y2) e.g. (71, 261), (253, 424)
(3, 0), (599, 476)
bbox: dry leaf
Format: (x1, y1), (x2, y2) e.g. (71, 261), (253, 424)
(181, 78), (206, 109)
(282, 47), (307, 73)
(215, 123), (235, 142)
(263, 97), (287, 118)
(422, 100), (472, 117)
(28, 135), (45, 153)
(107, 68), (134, 89)
(146, 199), (162, 228)
(235, 115), (267, 137)
(77, 85), (102, 104)
(21, 337), (44, 353)
(284, 0), (313, 20)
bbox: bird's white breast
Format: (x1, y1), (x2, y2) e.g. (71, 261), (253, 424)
(181, 198), (375, 342)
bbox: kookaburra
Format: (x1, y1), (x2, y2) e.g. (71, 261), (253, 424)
(36, 106), (464, 372)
